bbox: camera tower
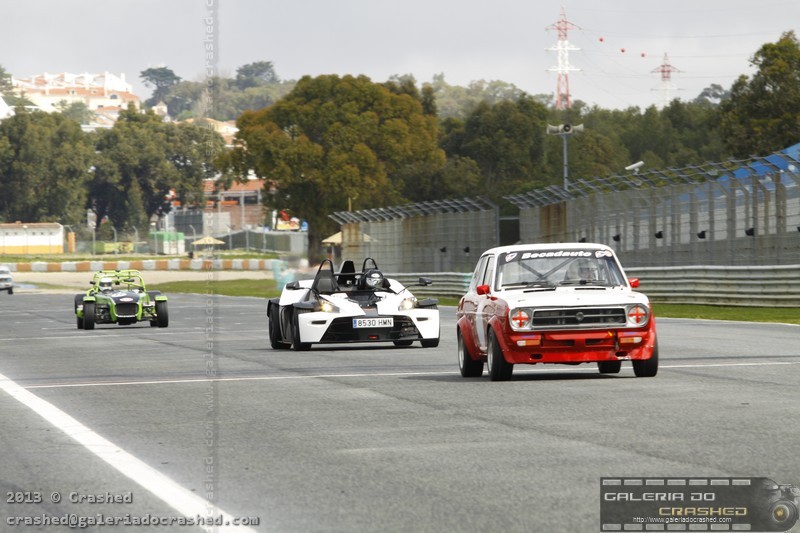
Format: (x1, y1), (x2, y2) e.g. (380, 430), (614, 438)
(546, 7), (581, 110)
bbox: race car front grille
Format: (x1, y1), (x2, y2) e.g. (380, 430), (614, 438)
(531, 307), (626, 330)
(320, 315), (419, 343)
(115, 303), (139, 318)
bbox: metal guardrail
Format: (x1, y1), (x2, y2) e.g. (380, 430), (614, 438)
(392, 267), (800, 307)
(627, 265), (800, 307)
(391, 273), (470, 300)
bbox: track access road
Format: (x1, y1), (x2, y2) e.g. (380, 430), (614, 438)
(1, 293), (799, 532)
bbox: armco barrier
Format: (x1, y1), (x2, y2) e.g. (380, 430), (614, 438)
(391, 267), (800, 307)
(627, 265), (800, 307)
(391, 273), (471, 300)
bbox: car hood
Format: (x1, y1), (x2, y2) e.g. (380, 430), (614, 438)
(97, 291), (141, 303)
(499, 286), (649, 308)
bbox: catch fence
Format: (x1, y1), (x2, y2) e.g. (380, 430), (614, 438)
(329, 198), (497, 273)
(506, 146), (800, 267)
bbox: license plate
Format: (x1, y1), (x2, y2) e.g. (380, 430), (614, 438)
(353, 317), (393, 328)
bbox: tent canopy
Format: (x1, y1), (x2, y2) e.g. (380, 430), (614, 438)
(192, 235), (226, 246)
(321, 231), (373, 245)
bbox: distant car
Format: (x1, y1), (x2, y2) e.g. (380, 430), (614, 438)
(0, 266), (12, 294)
(267, 258), (440, 350)
(74, 269), (168, 330)
(456, 243), (657, 381)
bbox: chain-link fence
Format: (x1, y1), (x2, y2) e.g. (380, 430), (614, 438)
(60, 226), (306, 257)
(326, 148), (800, 272)
(329, 198), (498, 272)
(508, 147), (800, 267)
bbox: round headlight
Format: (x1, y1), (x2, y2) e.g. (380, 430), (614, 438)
(510, 308), (531, 329)
(627, 304), (649, 326)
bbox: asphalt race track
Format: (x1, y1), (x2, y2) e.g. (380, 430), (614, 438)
(1, 293), (799, 532)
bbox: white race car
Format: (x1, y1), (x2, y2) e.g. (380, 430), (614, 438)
(267, 258), (440, 350)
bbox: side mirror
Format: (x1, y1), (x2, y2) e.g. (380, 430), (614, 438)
(286, 281), (300, 290)
(477, 284), (490, 296)
(418, 277), (433, 286)
(628, 278), (640, 288)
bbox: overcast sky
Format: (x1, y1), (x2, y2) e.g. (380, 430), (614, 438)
(5, 0), (799, 110)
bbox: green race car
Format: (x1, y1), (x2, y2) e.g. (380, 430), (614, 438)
(74, 270), (169, 330)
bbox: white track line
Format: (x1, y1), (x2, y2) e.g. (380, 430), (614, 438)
(0, 372), (257, 533)
(20, 360), (800, 390)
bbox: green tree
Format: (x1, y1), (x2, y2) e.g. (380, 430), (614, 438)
(140, 66), (182, 107)
(235, 61), (280, 89)
(0, 109), (92, 225)
(56, 100), (94, 124)
(428, 73), (528, 120)
(224, 74), (446, 258)
(440, 96), (550, 201)
(719, 31), (800, 158)
(0, 65), (13, 99)
(90, 106), (225, 232)
(0, 64), (32, 107)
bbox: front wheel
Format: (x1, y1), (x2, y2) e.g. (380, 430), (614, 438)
(83, 302), (96, 330)
(155, 301), (169, 328)
(632, 341), (658, 377)
(487, 329), (512, 381)
(597, 360), (622, 374)
(420, 337), (439, 348)
(291, 311), (311, 351)
(458, 329), (483, 378)
(268, 303), (289, 349)
(7, 287), (12, 295)
(74, 294), (85, 329)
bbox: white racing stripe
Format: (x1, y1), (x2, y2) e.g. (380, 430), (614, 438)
(0, 372), (257, 533)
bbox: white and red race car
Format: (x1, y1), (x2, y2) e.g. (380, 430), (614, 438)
(268, 258), (440, 350)
(457, 243), (658, 381)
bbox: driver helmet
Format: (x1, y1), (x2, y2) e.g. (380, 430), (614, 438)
(363, 269), (385, 289)
(99, 277), (114, 292)
(568, 259), (599, 281)
(578, 259), (600, 280)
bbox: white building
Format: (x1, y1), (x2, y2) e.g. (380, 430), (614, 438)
(0, 95), (12, 120)
(12, 71), (140, 116)
(0, 222), (64, 254)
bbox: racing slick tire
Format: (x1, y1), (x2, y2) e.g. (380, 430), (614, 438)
(291, 311), (311, 351)
(597, 360), (622, 374)
(632, 341), (658, 378)
(83, 301), (96, 330)
(155, 301), (169, 328)
(421, 337), (440, 348)
(393, 340), (413, 347)
(74, 294), (85, 329)
(487, 328), (513, 381)
(268, 303), (289, 349)
(457, 328), (483, 378)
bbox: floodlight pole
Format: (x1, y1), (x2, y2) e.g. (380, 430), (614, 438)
(561, 134), (569, 191)
(547, 123), (583, 192)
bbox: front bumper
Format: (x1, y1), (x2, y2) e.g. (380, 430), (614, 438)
(496, 320), (657, 364)
(297, 310), (440, 344)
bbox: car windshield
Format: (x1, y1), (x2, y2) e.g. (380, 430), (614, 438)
(495, 249), (626, 289)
